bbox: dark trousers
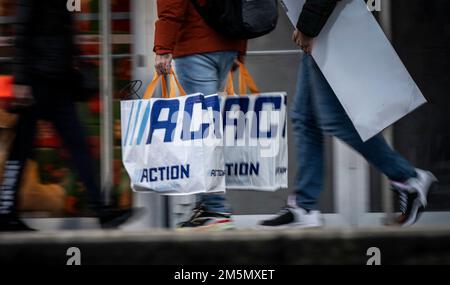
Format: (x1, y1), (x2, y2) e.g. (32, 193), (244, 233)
(0, 76), (102, 215)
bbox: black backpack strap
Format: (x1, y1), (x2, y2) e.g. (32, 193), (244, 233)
(190, 0), (205, 14)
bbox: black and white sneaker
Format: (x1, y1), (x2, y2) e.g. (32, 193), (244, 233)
(259, 206), (323, 229)
(391, 169), (438, 227)
(177, 204), (234, 232)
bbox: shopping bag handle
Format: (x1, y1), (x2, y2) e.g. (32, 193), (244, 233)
(225, 62), (260, 95)
(225, 70), (236, 95)
(238, 62), (260, 95)
(143, 69), (187, 99)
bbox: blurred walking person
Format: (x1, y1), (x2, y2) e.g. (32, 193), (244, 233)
(154, 0), (247, 231)
(0, 0), (133, 231)
(259, 0), (437, 228)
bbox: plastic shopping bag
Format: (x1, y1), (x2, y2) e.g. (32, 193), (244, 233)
(121, 71), (225, 195)
(221, 63), (288, 191)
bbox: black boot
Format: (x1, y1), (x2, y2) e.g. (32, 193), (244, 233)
(97, 207), (136, 229)
(0, 214), (35, 232)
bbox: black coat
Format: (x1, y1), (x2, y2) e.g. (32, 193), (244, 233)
(297, 0), (341, 37)
(13, 0), (77, 85)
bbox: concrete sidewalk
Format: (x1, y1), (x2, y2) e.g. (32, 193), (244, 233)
(1, 227), (450, 265)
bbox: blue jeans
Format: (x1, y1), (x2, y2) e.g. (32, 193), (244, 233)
(175, 51), (238, 213)
(292, 54), (417, 211)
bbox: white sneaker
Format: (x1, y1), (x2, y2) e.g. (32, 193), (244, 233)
(391, 169), (438, 227)
(259, 206), (324, 229)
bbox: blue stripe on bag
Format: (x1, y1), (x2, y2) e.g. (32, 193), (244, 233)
(123, 101), (135, 146)
(136, 103), (151, 145)
(129, 100), (142, 146)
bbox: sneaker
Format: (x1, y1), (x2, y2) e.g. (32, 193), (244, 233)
(392, 190), (409, 225)
(177, 204), (234, 232)
(391, 169), (438, 227)
(259, 206), (323, 229)
(0, 215), (35, 232)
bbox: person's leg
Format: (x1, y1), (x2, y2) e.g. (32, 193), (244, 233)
(259, 54), (324, 228)
(48, 79), (135, 228)
(175, 51), (237, 214)
(308, 56), (439, 227)
(176, 51), (237, 95)
(0, 106), (38, 217)
(0, 77), (45, 231)
(308, 56), (417, 182)
(47, 84), (103, 211)
(291, 54), (325, 211)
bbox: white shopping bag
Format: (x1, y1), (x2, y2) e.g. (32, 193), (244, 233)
(282, 0), (427, 141)
(121, 71), (225, 195)
(221, 63), (288, 191)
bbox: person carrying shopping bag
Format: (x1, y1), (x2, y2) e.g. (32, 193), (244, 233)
(154, 0), (247, 231)
(259, 0), (437, 229)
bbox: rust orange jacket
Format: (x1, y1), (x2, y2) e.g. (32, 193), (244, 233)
(154, 0), (247, 58)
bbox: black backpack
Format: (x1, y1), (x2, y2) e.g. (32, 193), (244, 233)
(190, 0), (279, 39)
